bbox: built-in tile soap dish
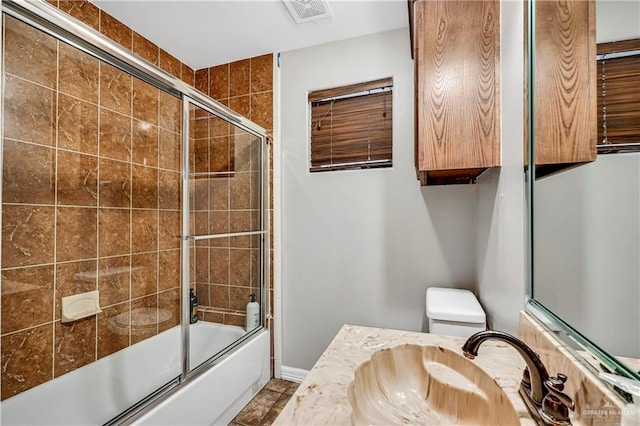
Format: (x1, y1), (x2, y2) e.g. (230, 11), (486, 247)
(61, 290), (102, 323)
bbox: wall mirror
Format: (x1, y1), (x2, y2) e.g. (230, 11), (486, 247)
(527, 0), (640, 391)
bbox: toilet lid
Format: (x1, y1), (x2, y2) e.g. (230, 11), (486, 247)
(426, 287), (486, 323)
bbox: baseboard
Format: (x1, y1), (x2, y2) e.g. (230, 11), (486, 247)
(281, 366), (309, 383)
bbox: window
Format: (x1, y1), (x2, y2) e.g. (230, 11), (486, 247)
(597, 39), (640, 152)
(308, 78), (392, 172)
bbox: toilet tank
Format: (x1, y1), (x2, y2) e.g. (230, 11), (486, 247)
(426, 287), (487, 338)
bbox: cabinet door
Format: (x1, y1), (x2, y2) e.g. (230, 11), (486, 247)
(414, 0), (500, 185)
(534, 0), (596, 173)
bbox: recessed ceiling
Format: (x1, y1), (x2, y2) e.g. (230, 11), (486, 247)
(92, 0), (409, 70)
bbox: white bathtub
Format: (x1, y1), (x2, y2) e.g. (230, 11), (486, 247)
(1, 322), (270, 426)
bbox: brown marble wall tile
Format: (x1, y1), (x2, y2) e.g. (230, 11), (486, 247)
(98, 255), (130, 307)
(132, 121), (159, 169)
(54, 317), (96, 377)
(230, 286), (252, 311)
(1, 324), (53, 400)
(250, 54), (273, 94)
(230, 211), (252, 234)
(131, 209), (158, 253)
(195, 248), (209, 283)
(159, 92), (181, 133)
(58, 1), (100, 31)
(99, 108), (132, 162)
(159, 129), (181, 172)
(203, 310), (223, 323)
(158, 171), (180, 210)
(100, 63), (132, 115)
(133, 79), (159, 126)
(4, 16), (57, 89)
(181, 64), (195, 87)
(131, 252), (158, 298)
(229, 96), (250, 120)
(210, 115), (230, 138)
(209, 178), (229, 211)
(158, 288), (180, 332)
(209, 64), (229, 100)
(210, 137), (231, 172)
(230, 172), (251, 209)
(97, 301), (130, 359)
(224, 313), (245, 327)
(233, 133), (253, 173)
(2, 140), (55, 205)
(230, 249), (251, 286)
(193, 140), (209, 173)
(1, 265), (54, 334)
(251, 91), (273, 130)
(131, 295), (158, 344)
(194, 116), (209, 140)
(192, 179), (209, 211)
(56, 207), (97, 262)
(210, 284), (229, 310)
(210, 248), (229, 285)
(58, 43), (99, 103)
(98, 158), (131, 208)
(195, 283), (210, 306)
(158, 211), (180, 250)
(250, 171), (261, 210)
(195, 68), (209, 95)
(57, 150), (98, 206)
(158, 250), (180, 291)
(132, 32), (159, 66)
(58, 94), (99, 154)
(229, 59), (250, 97)
(55, 259), (98, 320)
(2, 205), (55, 268)
(209, 211), (230, 236)
(99, 11), (132, 50)
(132, 165), (158, 209)
(159, 49), (181, 79)
(98, 208), (131, 257)
(3, 75), (56, 147)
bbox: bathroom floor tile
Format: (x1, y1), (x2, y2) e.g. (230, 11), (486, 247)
(231, 378), (298, 426)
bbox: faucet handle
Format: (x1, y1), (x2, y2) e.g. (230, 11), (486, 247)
(541, 376), (575, 425)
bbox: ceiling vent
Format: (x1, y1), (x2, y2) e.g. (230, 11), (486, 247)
(282, 0), (332, 24)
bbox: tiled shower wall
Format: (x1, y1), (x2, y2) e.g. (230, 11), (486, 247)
(0, 1), (195, 400)
(192, 56), (274, 328)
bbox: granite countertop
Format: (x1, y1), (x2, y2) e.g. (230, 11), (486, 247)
(273, 324), (537, 425)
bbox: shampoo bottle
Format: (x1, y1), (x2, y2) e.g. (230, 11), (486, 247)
(245, 294), (260, 332)
(190, 288), (198, 324)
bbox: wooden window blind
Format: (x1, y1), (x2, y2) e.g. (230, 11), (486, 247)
(597, 39), (640, 152)
(308, 77), (393, 172)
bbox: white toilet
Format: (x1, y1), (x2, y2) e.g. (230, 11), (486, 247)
(426, 287), (487, 338)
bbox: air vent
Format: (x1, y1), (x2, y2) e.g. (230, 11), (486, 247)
(282, 0), (332, 24)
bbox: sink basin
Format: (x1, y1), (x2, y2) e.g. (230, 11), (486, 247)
(347, 344), (521, 425)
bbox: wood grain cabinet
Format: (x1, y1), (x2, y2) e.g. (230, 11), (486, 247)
(411, 0), (500, 185)
(534, 0), (597, 177)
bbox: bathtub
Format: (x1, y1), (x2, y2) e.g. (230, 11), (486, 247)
(1, 322), (270, 425)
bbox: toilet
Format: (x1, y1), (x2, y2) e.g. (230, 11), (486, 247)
(426, 287), (487, 337)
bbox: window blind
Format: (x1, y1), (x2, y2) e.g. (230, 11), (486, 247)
(597, 39), (640, 150)
(308, 78), (393, 172)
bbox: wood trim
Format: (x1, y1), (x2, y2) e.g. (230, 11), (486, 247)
(308, 78), (393, 102)
(597, 38), (640, 55)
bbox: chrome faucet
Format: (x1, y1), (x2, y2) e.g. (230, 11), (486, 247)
(462, 330), (575, 426)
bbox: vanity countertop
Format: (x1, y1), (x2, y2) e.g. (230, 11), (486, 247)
(273, 324), (537, 425)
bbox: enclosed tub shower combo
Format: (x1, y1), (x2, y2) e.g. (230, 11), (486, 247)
(0, 1), (270, 424)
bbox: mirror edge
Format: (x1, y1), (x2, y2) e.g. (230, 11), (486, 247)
(524, 0), (640, 398)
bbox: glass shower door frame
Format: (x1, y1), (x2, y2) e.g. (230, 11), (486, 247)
(1, 0), (270, 421)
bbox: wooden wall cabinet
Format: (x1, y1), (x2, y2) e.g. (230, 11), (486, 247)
(412, 0), (500, 186)
(534, 0), (597, 177)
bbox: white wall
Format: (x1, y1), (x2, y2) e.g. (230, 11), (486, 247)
(475, 0), (526, 335)
(534, 154), (640, 358)
(280, 29), (477, 370)
(596, 0), (640, 42)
